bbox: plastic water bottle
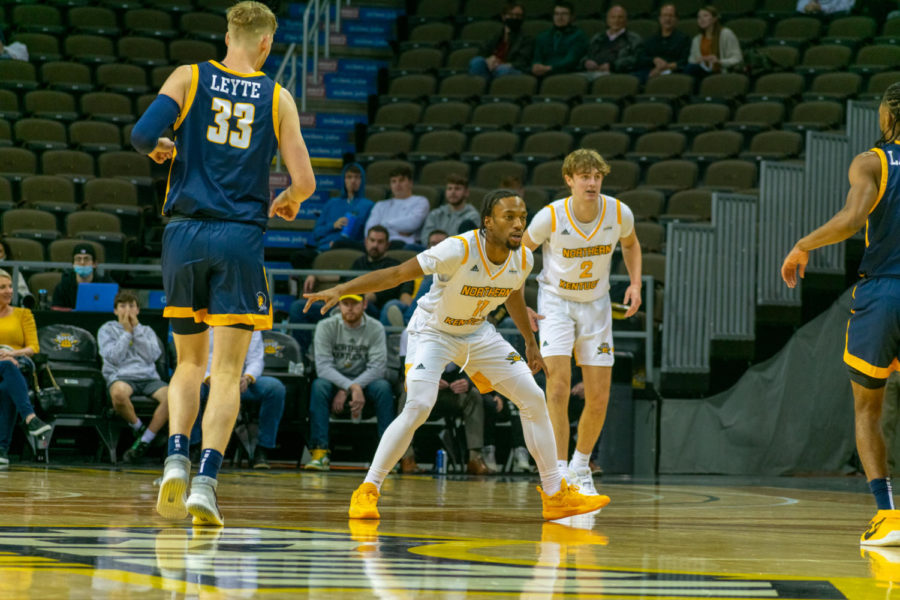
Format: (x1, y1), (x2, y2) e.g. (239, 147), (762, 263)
(38, 289), (48, 310)
(340, 212), (358, 238)
(435, 449), (447, 474)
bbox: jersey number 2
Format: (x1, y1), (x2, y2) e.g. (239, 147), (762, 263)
(579, 261), (593, 279)
(207, 98), (255, 149)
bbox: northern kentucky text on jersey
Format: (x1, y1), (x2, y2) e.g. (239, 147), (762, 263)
(210, 74), (262, 98)
(459, 285), (513, 298)
(558, 279), (600, 291)
(561, 244), (613, 258)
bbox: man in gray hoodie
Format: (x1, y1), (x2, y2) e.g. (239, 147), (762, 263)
(305, 293), (394, 470)
(97, 290), (169, 463)
(420, 174), (480, 245)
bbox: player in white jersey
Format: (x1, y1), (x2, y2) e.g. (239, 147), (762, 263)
(304, 190), (609, 521)
(523, 149), (643, 495)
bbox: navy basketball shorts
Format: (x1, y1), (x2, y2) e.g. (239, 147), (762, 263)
(845, 276), (900, 382)
(161, 219), (273, 331)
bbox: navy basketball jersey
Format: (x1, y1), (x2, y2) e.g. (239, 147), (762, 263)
(162, 60), (280, 227)
(861, 145), (900, 277)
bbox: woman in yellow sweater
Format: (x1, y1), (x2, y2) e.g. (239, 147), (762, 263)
(0, 270), (51, 467)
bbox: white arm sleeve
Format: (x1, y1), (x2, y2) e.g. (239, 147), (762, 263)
(526, 206), (553, 246)
(416, 236), (467, 277)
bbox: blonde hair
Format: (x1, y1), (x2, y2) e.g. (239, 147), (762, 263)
(227, 1), (278, 41)
(0, 269), (10, 282)
(562, 149), (611, 178)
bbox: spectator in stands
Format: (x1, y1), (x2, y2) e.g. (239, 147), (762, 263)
(363, 166), (429, 249)
(98, 290), (169, 463)
(420, 174), (480, 245)
(0, 269), (51, 467)
(797, 0), (854, 14)
(51, 243), (114, 310)
(435, 364), (494, 474)
(312, 163), (373, 252)
(531, 0), (589, 77)
(635, 3), (691, 82)
(686, 6), (743, 79)
(191, 329), (286, 469)
(579, 4), (643, 80)
(0, 240), (33, 308)
(291, 225), (414, 347)
(469, 2), (534, 81)
(305, 293), (394, 471)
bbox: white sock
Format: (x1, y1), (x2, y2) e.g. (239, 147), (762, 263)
(363, 379), (438, 491)
(140, 428), (157, 444)
(557, 459), (568, 472)
(494, 376), (561, 496)
(569, 450), (590, 472)
(130, 419), (143, 432)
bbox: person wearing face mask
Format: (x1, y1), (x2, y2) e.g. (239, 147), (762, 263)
(51, 243), (114, 310)
(469, 2), (534, 81)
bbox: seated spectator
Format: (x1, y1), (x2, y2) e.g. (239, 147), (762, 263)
(0, 240), (33, 308)
(579, 4), (642, 80)
(51, 243), (114, 310)
(291, 225), (414, 347)
(363, 166), (429, 249)
(420, 175), (480, 246)
(531, 1), (589, 77)
(305, 294), (394, 471)
(469, 2), (534, 81)
(312, 163), (373, 253)
(98, 290), (169, 463)
(0, 270), (51, 467)
(686, 6), (743, 79)
(797, 0), (854, 14)
(635, 3), (691, 82)
(191, 329), (286, 469)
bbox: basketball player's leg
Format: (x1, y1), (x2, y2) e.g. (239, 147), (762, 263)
(203, 325), (253, 452)
(573, 365), (611, 457)
(543, 355), (573, 461)
(537, 290), (577, 464)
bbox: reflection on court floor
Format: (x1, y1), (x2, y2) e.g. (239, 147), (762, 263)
(0, 467), (894, 599)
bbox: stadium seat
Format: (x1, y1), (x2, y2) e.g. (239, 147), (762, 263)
(523, 187), (549, 214)
(725, 17), (768, 46)
(15, 119), (68, 152)
(2, 209), (60, 245)
(66, 211), (128, 262)
(0, 61), (38, 91)
(486, 74), (539, 102)
(410, 130), (467, 164)
(24, 91), (79, 123)
(41, 61), (94, 93)
(876, 18), (900, 45)
(384, 74), (437, 103)
(124, 8), (177, 39)
(69, 122), (123, 155)
(642, 160), (699, 194)
(97, 151), (152, 186)
(664, 189), (713, 222)
(416, 102), (473, 133)
(27, 272), (62, 298)
(746, 72), (805, 103)
(4, 238), (45, 262)
(65, 35), (117, 64)
(682, 130), (744, 163)
(96, 64), (150, 96)
(21, 176), (77, 228)
(670, 103), (730, 135)
(610, 102), (672, 135)
(602, 160), (640, 195)
(81, 93), (136, 125)
(169, 40), (218, 65)
(725, 102), (785, 134)
(357, 132), (414, 164)
(802, 72), (862, 102)
(395, 48), (444, 75)
(475, 161), (527, 188)
(371, 102), (422, 132)
(435, 75), (487, 102)
(117, 36), (169, 68)
(766, 16), (821, 47)
(821, 16), (877, 47)
(564, 103), (620, 135)
(522, 19), (552, 38)
(634, 221), (665, 252)
(618, 189), (665, 221)
(625, 132), (687, 164)
(405, 22), (455, 48)
(41, 150), (96, 183)
(783, 101), (843, 132)
(12, 5), (64, 35)
(796, 44), (853, 76)
(757, 45), (799, 70)
(465, 102), (521, 133)
(83, 178), (143, 236)
(693, 73), (749, 104)
(535, 74), (588, 103)
(444, 48), (479, 74)
(48, 239), (105, 264)
(852, 45), (900, 75)
(581, 131), (630, 159)
(364, 160), (415, 186)
(68, 6), (121, 36)
(179, 12), (227, 43)
(531, 160), (565, 189)
(739, 131), (804, 161)
(462, 0), (507, 20)
(458, 20), (503, 43)
(636, 74), (694, 104)
(514, 102), (568, 134)
(703, 160), (757, 191)
(861, 71), (900, 101)
(414, 0), (460, 20)
(461, 131), (520, 164)
(11, 33), (61, 63)
(586, 74), (639, 103)
(628, 18), (660, 39)
(0, 148), (38, 181)
(419, 160), (470, 186)
(0, 90), (21, 121)
(0, 120), (10, 148)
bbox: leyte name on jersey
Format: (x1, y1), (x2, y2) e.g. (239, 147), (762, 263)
(210, 74), (262, 98)
(561, 244), (612, 258)
(459, 285), (513, 298)
(559, 279), (600, 291)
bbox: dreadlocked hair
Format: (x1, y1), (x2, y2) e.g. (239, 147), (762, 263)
(480, 188), (520, 234)
(877, 82), (900, 147)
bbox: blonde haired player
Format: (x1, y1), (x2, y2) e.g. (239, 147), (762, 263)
(131, 0), (315, 526)
(522, 149), (642, 495)
(304, 190), (608, 520)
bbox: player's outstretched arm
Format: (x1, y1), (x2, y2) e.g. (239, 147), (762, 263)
(620, 230), (642, 318)
(505, 286), (545, 375)
(303, 257), (425, 315)
(270, 87), (316, 221)
(781, 151), (881, 288)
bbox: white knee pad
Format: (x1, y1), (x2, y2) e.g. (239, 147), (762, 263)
(495, 376), (549, 423)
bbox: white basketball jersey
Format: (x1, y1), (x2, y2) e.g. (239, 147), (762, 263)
(527, 195), (633, 302)
(413, 229), (534, 335)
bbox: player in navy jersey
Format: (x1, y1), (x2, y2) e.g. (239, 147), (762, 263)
(782, 82), (900, 546)
(130, 0), (315, 526)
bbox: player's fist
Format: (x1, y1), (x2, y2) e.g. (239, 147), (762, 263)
(148, 138), (174, 164)
(269, 188), (301, 221)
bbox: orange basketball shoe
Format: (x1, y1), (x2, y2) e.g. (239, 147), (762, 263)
(349, 483), (381, 519)
(861, 510), (900, 546)
(537, 479), (610, 521)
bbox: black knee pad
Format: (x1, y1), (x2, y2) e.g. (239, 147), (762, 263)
(170, 317), (209, 335)
(848, 366), (887, 390)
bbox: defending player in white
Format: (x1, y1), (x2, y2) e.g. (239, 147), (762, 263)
(522, 149), (642, 495)
(304, 189), (609, 520)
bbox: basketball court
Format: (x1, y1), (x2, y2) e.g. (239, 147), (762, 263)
(0, 467), (894, 599)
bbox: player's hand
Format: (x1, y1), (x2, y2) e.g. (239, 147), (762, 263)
(623, 284), (642, 318)
(332, 389), (347, 414)
(781, 245), (809, 288)
(526, 306), (544, 332)
(148, 138), (174, 164)
(303, 286), (342, 315)
(269, 188), (302, 221)
(525, 341), (546, 375)
(449, 378), (469, 394)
